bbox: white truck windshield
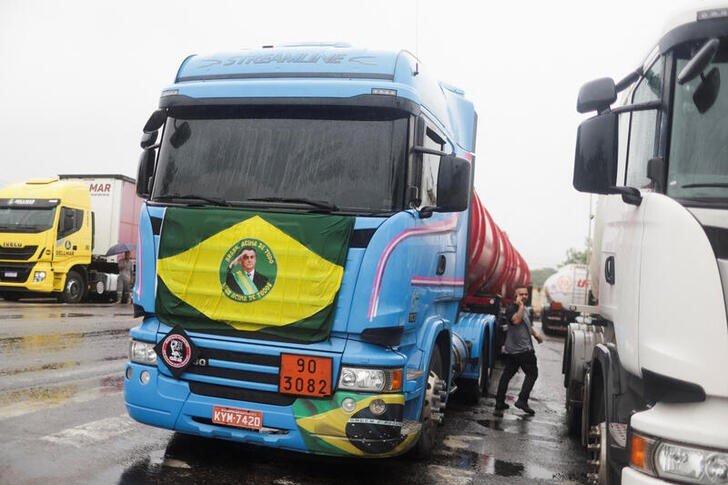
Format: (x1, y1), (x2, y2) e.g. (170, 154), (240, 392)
(668, 37), (728, 205)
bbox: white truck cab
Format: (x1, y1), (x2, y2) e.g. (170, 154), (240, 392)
(564, 5), (728, 484)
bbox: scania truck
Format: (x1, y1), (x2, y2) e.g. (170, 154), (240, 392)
(563, 6), (728, 484)
(0, 175), (141, 302)
(124, 43), (530, 458)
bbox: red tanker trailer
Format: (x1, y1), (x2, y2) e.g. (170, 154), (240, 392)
(467, 192), (530, 301)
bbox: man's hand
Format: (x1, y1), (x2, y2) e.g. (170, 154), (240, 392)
(534, 332), (544, 344)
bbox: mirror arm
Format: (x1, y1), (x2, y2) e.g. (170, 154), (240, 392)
(609, 186), (642, 206)
(418, 206), (436, 219)
(412, 145), (449, 157)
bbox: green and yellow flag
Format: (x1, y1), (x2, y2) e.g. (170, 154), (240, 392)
(156, 208), (354, 342)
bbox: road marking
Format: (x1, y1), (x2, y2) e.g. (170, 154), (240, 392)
(427, 465), (475, 484)
(40, 414), (136, 448)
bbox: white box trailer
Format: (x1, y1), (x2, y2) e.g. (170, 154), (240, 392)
(59, 174), (142, 259)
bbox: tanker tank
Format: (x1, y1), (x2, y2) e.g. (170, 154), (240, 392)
(467, 193), (530, 300)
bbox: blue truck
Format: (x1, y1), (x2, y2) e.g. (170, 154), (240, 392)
(124, 43), (526, 458)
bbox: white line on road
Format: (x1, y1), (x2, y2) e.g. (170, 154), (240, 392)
(40, 414), (136, 448)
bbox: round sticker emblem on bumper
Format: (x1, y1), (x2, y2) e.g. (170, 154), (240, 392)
(161, 333), (192, 369)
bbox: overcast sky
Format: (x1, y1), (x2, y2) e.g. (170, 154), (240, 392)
(0, 0), (702, 268)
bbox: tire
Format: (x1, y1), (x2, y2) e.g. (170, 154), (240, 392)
(61, 270), (85, 304)
(585, 373), (620, 484)
(458, 340), (489, 404)
(410, 346), (445, 460)
(565, 385), (582, 437)
(2, 293), (20, 302)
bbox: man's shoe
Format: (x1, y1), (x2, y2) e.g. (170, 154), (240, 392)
(494, 402), (509, 411)
(514, 400), (535, 415)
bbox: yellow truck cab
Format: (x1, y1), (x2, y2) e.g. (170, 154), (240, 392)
(0, 178), (92, 302)
(0, 175), (142, 303)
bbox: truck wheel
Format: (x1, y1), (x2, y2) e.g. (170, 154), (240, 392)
(61, 271), (85, 303)
(410, 347), (446, 460)
(458, 340), (489, 404)
(565, 392), (581, 437)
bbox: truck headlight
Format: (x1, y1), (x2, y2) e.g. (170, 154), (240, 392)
(631, 431), (728, 484)
(129, 339), (157, 366)
(33, 271), (46, 282)
(338, 366), (402, 392)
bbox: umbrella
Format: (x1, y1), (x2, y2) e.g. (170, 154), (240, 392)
(105, 242), (136, 256)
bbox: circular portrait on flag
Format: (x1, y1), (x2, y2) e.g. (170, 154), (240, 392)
(219, 238), (277, 303)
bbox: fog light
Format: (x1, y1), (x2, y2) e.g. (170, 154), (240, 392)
(140, 370), (151, 384)
(341, 398), (357, 413)
(125, 366), (133, 380)
(33, 271), (46, 282)
(369, 398), (387, 416)
(706, 454), (728, 482)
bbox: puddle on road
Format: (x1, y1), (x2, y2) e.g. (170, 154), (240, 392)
(0, 360), (80, 377)
(1, 312), (96, 319)
(0, 328), (129, 353)
(0, 374), (124, 419)
(476, 419), (504, 431)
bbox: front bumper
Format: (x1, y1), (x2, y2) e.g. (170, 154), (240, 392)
(124, 362), (420, 457)
(623, 396), (728, 483)
(0, 261), (54, 293)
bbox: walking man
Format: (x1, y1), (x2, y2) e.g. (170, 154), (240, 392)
(495, 285), (544, 415)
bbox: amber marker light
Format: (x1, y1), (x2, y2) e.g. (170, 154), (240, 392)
(391, 369), (403, 392)
(632, 435), (648, 469)
(630, 432), (656, 476)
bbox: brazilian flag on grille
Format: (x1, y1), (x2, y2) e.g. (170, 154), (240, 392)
(156, 208), (354, 342)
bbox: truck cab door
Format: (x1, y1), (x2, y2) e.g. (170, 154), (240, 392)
(600, 57), (665, 376)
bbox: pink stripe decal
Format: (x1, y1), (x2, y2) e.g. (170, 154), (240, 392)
(134, 226), (142, 301)
(368, 214), (459, 320)
(411, 277), (464, 287)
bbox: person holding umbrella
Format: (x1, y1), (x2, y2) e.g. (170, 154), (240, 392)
(117, 250), (132, 304)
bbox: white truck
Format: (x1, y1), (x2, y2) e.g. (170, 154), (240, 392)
(563, 5), (728, 484)
(540, 263), (590, 334)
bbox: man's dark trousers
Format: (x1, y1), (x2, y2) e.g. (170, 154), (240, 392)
(495, 350), (538, 404)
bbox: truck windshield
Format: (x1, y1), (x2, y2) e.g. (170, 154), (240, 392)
(0, 207), (57, 233)
(152, 106), (409, 213)
(668, 37), (728, 205)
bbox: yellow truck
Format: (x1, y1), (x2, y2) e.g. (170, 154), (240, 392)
(0, 175), (141, 302)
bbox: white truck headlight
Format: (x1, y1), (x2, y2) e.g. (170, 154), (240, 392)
(129, 339), (157, 366)
(338, 366), (402, 392)
(631, 431), (728, 484)
(33, 271), (46, 282)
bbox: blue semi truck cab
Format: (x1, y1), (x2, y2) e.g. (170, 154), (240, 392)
(124, 44), (496, 457)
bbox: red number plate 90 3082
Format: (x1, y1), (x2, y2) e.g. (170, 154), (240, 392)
(279, 353), (333, 397)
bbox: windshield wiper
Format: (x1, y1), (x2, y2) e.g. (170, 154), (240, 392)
(681, 183), (728, 188)
(247, 197), (338, 211)
(154, 194), (231, 207)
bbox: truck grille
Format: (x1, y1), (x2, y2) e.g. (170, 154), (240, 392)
(0, 246), (38, 261)
(184, 346), (293, 406)
(0, 263), (34, 282)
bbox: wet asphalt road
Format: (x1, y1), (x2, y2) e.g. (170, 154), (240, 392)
(0, 301), (588, 484)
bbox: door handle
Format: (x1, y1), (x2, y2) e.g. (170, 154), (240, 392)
(436, 255), (447, 275)
(604, 256), (615, 285)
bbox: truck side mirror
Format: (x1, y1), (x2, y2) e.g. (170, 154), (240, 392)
(573, 111), (618, 194)
(436, 155), (471, 212)
(143, 109), (166, 134)
(577, 78), (617, 114)
(136, 149), (156, 199)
